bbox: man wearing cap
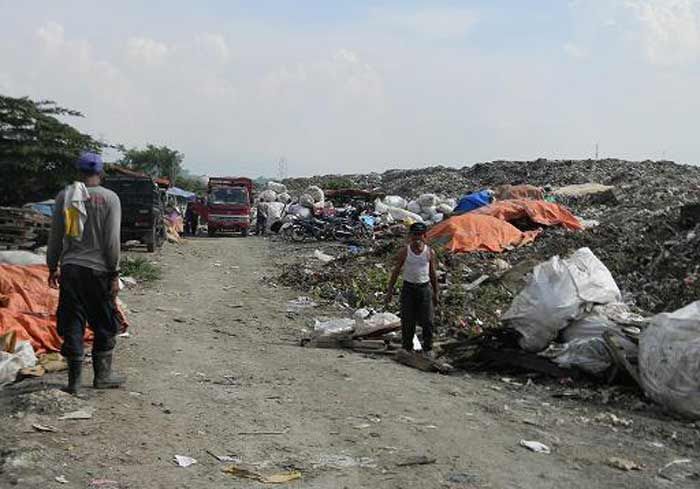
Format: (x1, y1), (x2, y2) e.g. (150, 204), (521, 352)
(386, 222), (439, 356)
(47, 152), (125, 395)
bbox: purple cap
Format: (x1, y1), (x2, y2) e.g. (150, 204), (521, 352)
(75, 152), (103, 174)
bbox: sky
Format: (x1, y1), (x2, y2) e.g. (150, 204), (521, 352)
(1, 0), (699, 177)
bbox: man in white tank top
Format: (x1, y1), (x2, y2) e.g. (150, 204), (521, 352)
(386, 222), (438, 355)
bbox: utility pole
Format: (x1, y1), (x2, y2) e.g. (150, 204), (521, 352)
(277, 157), (288, 180)
(595, 143), (599, 160)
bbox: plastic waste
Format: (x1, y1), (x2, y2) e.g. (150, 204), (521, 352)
(277, 192), (291, 203)
(407, 200), (422, 214)
(503, 248), (621, 352)
(299, 194), (315, 208)
(417, 194), (439, 208)
(519, 440), (551, 454)
(314, 250), (334, 263)
(384, 195), (407, 209)
(312, 318), (355, 338)
(0, 341), (37, 385)
(305, 186), (325, 203)
(639, 301), (700, 419)
(258, 190), (277, 202)
(266, 181), (287, 194)
(0, 251), (45, 265)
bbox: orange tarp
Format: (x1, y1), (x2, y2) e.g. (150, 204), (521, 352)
(0, 265), (128, 355)
(427, 214), (541, 253)
(475, 199), (583, 231)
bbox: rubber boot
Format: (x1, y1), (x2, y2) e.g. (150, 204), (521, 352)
(62, 359), (83, 396)
(92, 350), (125, 389)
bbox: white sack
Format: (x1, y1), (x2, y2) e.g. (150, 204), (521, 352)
(259, 190), (277, 202)
(277, 192), (291, 203)
(639, 301), (700, 419)
(437, 204), (454, 215)
(266, 181), (287, 194)
(417, 193), (439, 208)
(305, 186), (325, 203)
(266, 202), (285, 220)
(384, 195), (407, 209)
(407, 201), (422, 214)
(0, 341), (37, 385)
(503, 247), (621, 352)
(300, 194), (315, 208)
(0, 251), (45, 266)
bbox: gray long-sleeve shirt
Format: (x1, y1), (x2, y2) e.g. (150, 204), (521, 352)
(47, 185), (122, 274)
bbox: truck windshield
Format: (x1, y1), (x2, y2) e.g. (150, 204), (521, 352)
(209, 187), (248, 204)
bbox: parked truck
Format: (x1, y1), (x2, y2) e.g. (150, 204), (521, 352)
(196, 177), (253, 236)
(103, 174), (166, 252)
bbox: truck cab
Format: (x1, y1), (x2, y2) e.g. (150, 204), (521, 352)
(198, 177), (253, 237)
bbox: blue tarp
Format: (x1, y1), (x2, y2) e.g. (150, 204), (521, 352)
(24, 200), (55, 217)
(453, 190), (493, 214)
(166, 187), (196, 201)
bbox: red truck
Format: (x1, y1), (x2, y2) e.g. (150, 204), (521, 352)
(196, 177), (253, 237)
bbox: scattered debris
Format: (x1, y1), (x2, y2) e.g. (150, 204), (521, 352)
(58, 407), (95, 420)
(223, 464), (302, 484)
(519, 440), (551, 454)
(55, 475), (69, 484)
(174, 455), (197, 468)
(31, 423), (58, 433)
(396, 454), (437, 466)
(607, 457), (642, 471)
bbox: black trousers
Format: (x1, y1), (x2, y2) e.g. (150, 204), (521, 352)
(57, 264), (118, 359)
(400, 281), (434, 351)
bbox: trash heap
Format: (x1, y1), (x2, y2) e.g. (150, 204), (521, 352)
(374, 194), (456, 226)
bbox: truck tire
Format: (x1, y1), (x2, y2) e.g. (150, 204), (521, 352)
(147, 228), (156, 252)
(208, 228), (216, 237)
(242, 228), (249, 237)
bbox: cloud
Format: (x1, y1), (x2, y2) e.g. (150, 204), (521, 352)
(563, 42), (589, 58)
(371, 6), (478, 39)
(126, 37), (169, 65)
(194, 33), (230, 63)
(624, 0), (700, 66)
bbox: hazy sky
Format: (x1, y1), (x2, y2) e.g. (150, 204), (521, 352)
(1, 1), (698, 177)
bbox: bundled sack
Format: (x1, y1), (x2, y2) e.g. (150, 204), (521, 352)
(266, 202), (285, 221)
(639, 301), (700, 419)
(503, 248), (621, 352)
(266, 181), (287, 194)
(374, 199), (423, 223)
(384, 195), (407, 209)
(407, 201), (422, 214)
(417, 194), (439, 208)
(259, 190), (278, 202)
(494, 184), (544, 201)
(299, 194), (315, 208)
(277, 192), (291, 203)
(0, 340), (37, 385)
(305, 186), (325, 203)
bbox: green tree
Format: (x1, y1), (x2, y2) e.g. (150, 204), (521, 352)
(175, 173), (207, 195)
(0, 95), (101, 206)
(120, 144), (184, 182)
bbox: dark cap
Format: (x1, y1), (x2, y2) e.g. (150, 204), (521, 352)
(409, 222), (428, 235)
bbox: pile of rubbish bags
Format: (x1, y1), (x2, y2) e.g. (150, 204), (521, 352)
(0, 332), (37, 385)
(501, 247), (700, 419)
(256, 181), (331, 226)
(374, 193), (456, 226)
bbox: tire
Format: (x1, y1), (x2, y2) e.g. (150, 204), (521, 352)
(146, 228), (156, 252)
(291, 226), (306, 242)
(242, 228), (249, 237)
(208, 228), (216, 237)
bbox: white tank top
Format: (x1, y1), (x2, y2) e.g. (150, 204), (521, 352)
(403, 244), (430, 284)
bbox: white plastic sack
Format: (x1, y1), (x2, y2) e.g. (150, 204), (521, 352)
(407, 201), (422, 214)
(288, 204), (311, 219)
(440, 198), (456, 209)
(639, 301), (700, 419)
(384, 195), (407, 209)
(437, 204), (453, 215)
(422, 206), (438, 219)
(300, 194), (315, 208)
(432, 213), (444, 223)
(259, 190), (277, 202)
(388, 207), (424, 224)
(266, 181), (287, 194)
(0, 251), (45, 266)
(374, 198), (389, 215)
(305, 186), (325, 203)
(312, 318), (356, 338)
(266, 202), (285, 220)
(503, 248), (621, 352)
(277, 192), (291, 203)
(417, 193), (439, 208)
(0, 341), (37, 385)
(364, 312), (400, 328)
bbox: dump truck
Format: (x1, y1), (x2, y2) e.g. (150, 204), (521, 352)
(103, 174), (166, 252)
(197, 177), (253, 236)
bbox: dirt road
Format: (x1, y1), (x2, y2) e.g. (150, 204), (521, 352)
(1, 237), (698, 488)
